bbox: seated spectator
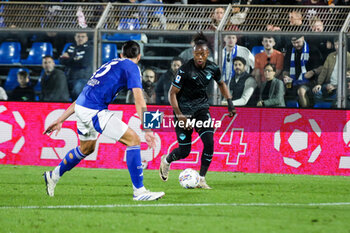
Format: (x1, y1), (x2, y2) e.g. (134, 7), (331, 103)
(41, 55), (70, 102)
(252, 36), (284, 87)
(222, 34), (254, 85)
(230, 57), (257, 106)
(257, 63), (285, 107)
(283, 35), (323, 107)
(126, 68), (156, 104)
(312, 38), (350, 105)
(0, 86), (8, 100)
(156, 57), (183, 104)
(59, 32), (93, 100)
(10, 70), (35, 101)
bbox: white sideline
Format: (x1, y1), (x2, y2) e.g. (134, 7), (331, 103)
(1, 202), (350, 209)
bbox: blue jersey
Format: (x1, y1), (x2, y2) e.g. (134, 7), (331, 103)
(76, 58), (142, 110)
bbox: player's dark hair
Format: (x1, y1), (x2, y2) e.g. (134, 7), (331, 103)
(122, 40), (140, 59)
(43, 55), (54, 60)
(192, 32), (209, 47)
(17, 70), (29, 78)
(232, 56), (246, 66)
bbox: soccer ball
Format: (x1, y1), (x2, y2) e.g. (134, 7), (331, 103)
(179, 168), (200, 189)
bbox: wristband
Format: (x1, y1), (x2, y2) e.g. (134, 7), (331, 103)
(227, 98), (235, 112)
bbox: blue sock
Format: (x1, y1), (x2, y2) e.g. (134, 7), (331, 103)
(126, 146), (144, 189)
(58, 147), (86, 177)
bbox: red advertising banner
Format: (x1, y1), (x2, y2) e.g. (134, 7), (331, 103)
(0, 101), (349, 176)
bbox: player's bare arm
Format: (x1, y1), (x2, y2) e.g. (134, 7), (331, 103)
(217, 80), (236, 117)
(43, 101), (76, 136)
(132, 87), (157, 149)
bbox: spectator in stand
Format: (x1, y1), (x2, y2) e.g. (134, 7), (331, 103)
(222, 34), (254, 85)
(312, 38), (350, 104)
(257, 63), (285, 107)
(41, 55), (70, 102)
(252, 36), (284, 87)
(10, 70), (35, 102)
(59, 32), (93, 100)
(303, 0), (327, 5)
(126, 68), (157, 104)
(0, 87), (8, 100)
(230, 57), (257, 106)
(283, 35), (323, 107)
(210, 7), (225, 31)
(308, 16), (334, 60)
(156, 57), (183, 105)
(289, 10), (304, 26)
(334, 0), (350, 5)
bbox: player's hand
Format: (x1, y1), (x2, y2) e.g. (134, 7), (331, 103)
(177, 114), (191, 130)
(144, 131), (157, 150)
(43, 120), (62, 136)
(227, 98), (236, 117)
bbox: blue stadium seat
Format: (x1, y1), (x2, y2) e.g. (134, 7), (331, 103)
(102, 43), (118, 64)
(251, 46), (264, 57)
(286, 100), (299, 108)
(118, 18), (141, 31)
(21, 42), (53, 65)
(314, 101), (333, 108)
(61, 42), (72, 55)
(4, 68), (30, 91)
(0, 42), (21, 64)
(105, 33), (141, 41)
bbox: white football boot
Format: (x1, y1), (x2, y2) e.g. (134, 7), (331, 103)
(133, 189), (165, 201)
(196, 176), (212, 189)
(159, 154), (170, 181)
(43, 171), (58, 197)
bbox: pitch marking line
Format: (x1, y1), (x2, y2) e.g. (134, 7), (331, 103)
(1, 202), (350, 209)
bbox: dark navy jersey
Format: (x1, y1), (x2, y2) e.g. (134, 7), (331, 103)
(76, 58), (142, 110)
(172, 59), (221, 116)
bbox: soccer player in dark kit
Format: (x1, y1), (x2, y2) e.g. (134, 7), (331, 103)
(159, 32), (236, 189)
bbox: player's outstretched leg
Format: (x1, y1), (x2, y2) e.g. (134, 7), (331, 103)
(196, 131), (214, 190)
(43, 146), (87, 197)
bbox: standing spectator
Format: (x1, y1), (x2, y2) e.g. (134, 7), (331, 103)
(230, 57), (257, 106)
(252, 36), (284, 87)
(0, 86), (8, 100)
(210, 7), (225, 31)
(312, 38), (350, 104)
(41, 55), (70, 102)
(126, 68), (157, 104)
(257, 63), (285, 107)
(10, 70), (35, 101)
(283, 35), (323, 107)
(222, 34), (254, 85)
(59, 32), (93, 100)
(155, 57), (183, 104)
(308, 16), (334, 60)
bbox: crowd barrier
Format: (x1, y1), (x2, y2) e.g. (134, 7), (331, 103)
(1, 101), (350, 176)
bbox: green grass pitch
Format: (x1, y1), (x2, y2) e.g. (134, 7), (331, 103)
(1, 165), (350, 233)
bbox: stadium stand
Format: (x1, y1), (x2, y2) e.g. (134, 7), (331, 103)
(0, 41), (21, 64)
(21, 42), (53, 65)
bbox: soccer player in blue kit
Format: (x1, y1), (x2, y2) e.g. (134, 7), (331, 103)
(43, 41), (165, 201)
(159, 32), (236, 189)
